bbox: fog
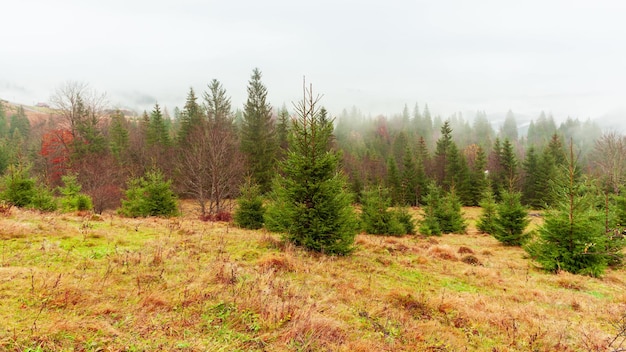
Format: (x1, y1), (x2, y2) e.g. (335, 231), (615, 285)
(2, 0), (625, 125)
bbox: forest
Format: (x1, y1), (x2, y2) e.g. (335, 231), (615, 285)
(1, 68), (626, 277)
(4, 69), (626, 350)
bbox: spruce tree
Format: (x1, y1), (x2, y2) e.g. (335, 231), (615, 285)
(178, 88), (203, 145)
(477, 184), (498, 235)
(119, 169), (178, 218)
(241, 68), (276, 193)
(439, 187), (467, 234)
(234, 179), (265, 230)
(467, 145), (488, 206)
(147, 103), (171, 147)
(446, 143), (472, 205)
(419, 183), (466, 235)
(276, 105), (290, 161)
(434, 120), (454, 187)
(521, 146), (542, 208)
(493, 190), (529, 246)
(400, 146), (419, 206)
(526, 144), (623, 277)
(500, 110), (518, 141)
(419, 183), (443, 236)
(264, 82), (358, 255)
(386, 157), (402, 205)
(360, 186), (405, 236)
(109, 110), (129, 162)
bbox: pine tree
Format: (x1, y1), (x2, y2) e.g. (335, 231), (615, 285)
(178, 87), (203, 145)
(439, 187), (467, 234)
(400, 146), (419, 206)
(204, 79), (232, 124)
(477, 184), (498, 234)
(109, 110), (129, 162)
(360, 186), (405, 236)
(446, 143), (472, 205)
(493, 190), (529, 246)
(0, 101), (8, 138)
(526, 143), (624, 277)
(386, 157), (402, 205)
(419, 183), (466, 235)
(500, 110), (518, 141)
(241, 68), (276, 193)
(276, 105), (290, 160)
(9, 106), (30, 138)
(499, 139), (518, 191)
(147, 103), (171, 147)
(59, 173), (93, 212)
(467, 145), (488, 206)
(521, 146), (542, 208)
(434, 120), (454, 186)
(119, 169), (178, 218)
(419, 183), (443, 236)
(234, 179), (265, 230)
(264, 82), (358, 255)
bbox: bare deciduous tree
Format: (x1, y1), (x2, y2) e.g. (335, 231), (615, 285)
(178, 80), (243, 218)
(50, 81), (107, 139)
(592, 132), (626, 193)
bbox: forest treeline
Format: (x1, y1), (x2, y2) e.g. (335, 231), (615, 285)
(1, 69), (626, 274)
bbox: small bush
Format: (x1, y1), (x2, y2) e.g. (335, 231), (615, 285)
(477, 186), (498, 234)
(420, 183), (466, 235)
(30, 187), (58, 212)
(234, 180), (265, 229)
(1, 164), (57, 212)
(201, 211), (233, 222)
(59, 174), (93, 212)
(394, 207), (416, 235)
(493, 191), (529, 246)
(360, 187), (412, 236)
(1, 165), (36, 207)
(118, 170), (178, 218)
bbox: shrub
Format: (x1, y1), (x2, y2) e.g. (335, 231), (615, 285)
(1, 165), (36, 207)
(1, 164), (57, 212)
(30, 187), (58, 212)
(526, 152), (624, 277)
(420, 183), (466, 235)
(234, 180), (265, 229)
(477, 186), (498, 234)
(493, 191), (529, 246)
(394, 207), (416, 235)
(264, 86), (358, 255)
(59, 174), (93, 212)
(360, 187), (405, 236)
(118, 170), (178, 217)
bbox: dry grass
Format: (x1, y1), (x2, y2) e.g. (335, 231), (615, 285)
(0, 203), (625, 351)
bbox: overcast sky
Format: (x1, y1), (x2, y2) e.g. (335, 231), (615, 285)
(2, 0), (625, 122)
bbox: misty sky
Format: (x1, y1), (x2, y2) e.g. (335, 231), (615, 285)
(2, 0), (625, 121)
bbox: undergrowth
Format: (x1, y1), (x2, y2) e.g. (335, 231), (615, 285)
(0, 205), (624, 351)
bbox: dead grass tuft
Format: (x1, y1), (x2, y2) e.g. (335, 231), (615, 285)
(259, 233), (283, 250)
(458, 246), (475, 254)
(556, 272), (586, 291)
(140, 293), (172, 311)
(387, 290), (432, 319)
(0, 202), (11, 216)
(428, 245), (458, 261)
(461, 255), (482, 266)
(258, 254), (294, 272)
(285, 314), (347, 350)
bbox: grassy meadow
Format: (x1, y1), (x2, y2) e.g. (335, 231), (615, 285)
(1, 204), (626, 351)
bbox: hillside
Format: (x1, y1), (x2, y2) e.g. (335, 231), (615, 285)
(1, 205), (625, 351)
